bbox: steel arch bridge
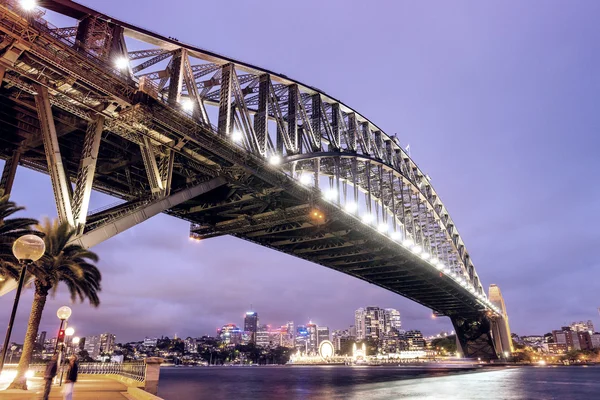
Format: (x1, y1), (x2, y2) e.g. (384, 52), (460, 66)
(0, 0), (510, 359)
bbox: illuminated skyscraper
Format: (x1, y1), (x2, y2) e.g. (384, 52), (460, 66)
(244, 311), (259, 343)
(317, 326), (330, 346)
(384, 309), (401, 333)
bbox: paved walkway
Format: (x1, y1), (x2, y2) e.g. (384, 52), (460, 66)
(1, 376), (128, 399)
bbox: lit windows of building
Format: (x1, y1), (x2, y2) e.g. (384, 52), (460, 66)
(317, 326), (330, 346)
(244, 311), (259, 343)
(219, 324), (242, 345)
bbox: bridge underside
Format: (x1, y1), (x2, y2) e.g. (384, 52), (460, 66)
(0, 0), (499, 359)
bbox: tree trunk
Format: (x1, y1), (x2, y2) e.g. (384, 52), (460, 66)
(7, 286), (48, 390)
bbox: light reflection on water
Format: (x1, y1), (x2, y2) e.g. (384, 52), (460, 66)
(158, 365), (600, 400)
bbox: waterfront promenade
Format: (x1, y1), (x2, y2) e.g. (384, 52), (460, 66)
(1, 376), (129, 399)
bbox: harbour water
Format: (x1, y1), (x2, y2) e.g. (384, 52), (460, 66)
(157, 365), (599, 399)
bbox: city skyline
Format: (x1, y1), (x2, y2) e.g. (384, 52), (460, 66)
(0, 0), (599, 343)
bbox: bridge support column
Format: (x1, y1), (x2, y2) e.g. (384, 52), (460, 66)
(0, 65), (5, 89)
(451, 315), (498, 360)
(0, 149), (21, 196)
(491, 315), (513, 357)
(35, 84), (75, 227)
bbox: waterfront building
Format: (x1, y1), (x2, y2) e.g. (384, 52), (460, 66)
(577, 332), (592, 350)
(296, 325), (309, 352)
(348, 325), (357, 338)
(184, 337), (198, 353)
(83, 332), (115, 359)
(244, 311), (259, 343)
(545, 343), (568, 354)
(317, 326), (330, 346)
(332, 330), (353, 353)
(553, 329), (580, 351)
(383, 309), (401, 334)
(355, 307), (385, 340)
(307, 323), (318, 354)
(405, 330), (425, 350)
(570, 320), (594, 334)
(279, 322), (295, 348)
(355, 309), (365, 339)
(591, 333), (600, 349)
(219, 324), (242, 345)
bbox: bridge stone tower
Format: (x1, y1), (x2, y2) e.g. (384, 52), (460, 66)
(488, 284), (513, 357)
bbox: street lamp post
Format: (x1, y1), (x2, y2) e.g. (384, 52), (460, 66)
(54, 306), (71, 385)
(0, 234), (45, 375)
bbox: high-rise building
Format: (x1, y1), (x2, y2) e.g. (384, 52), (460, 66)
(383, 309), (401, 334)
(296, 325), (309, 352)
(100, 333), (116, 355)
(355, 307), (400, 340)
(306, 323), (318, 353)
(279, 322), (295, 348)
(577, 332), (592, 350)
(355, 309), (365, 339)
(36, 331), (47, 347)
(84, 335), (101, 359)
(83, 333), (115, 359)
(219, 324), (242, 345)
(317, 326), (330, 346)
(244, 311), (259, 343)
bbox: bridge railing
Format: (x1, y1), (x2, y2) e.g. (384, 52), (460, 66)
(78, 361), (146, 382)
(23, 361), (146, 382)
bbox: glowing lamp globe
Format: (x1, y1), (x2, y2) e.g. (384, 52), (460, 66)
(57, 306), (72, 321)
(72, 337), (81, 345)
(12, 234), (45, 262)
(65, 327), (75, 336)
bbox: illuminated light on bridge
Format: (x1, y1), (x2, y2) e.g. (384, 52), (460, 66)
(361, 213), (375, 225)
(180, 98), (195, 113)
(114, 56), (129, 70)
(0, 0), (511, 360)
(377, 223), (388, 233)
(390, 231), (402, 241)
(230, 130), (244, 143)
(323, 189), (337, 201)
(299, 174), (312, 186)
(269, 155), (282, 165)
(19, 0), (35, 11)
(344, 202), (357, 213)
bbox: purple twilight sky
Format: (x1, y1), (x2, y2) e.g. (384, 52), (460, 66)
(1, 0), (599, 343)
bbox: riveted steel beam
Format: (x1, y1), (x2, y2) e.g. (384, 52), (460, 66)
(72, 116), (105, 233)
(35, 84), (75, 227)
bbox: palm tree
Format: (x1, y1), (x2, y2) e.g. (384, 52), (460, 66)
(8, 218), (101, 390)
(0, 192), (38, 287)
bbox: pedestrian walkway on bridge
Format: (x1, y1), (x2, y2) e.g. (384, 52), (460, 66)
(1, 376), (130, 399)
